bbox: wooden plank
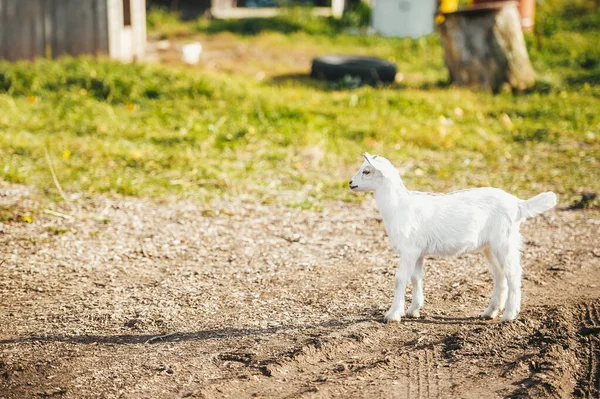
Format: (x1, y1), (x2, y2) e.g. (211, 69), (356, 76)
(0, 0), (5, 59)
(4, 0), (15, 60)
(6, 0), (22, 60)
(0, 0), (3, 58)
(100, 0), (110, 53)
(32, 0), (46, 59)
(44, 0), (55, 57)
(0, 0), (135, 61)
(77, 0), (94, 55)
(331, 0), (344, 18)
(106, 0), (121, 60)
(65, 0), (81, 55)
(0, 0), (43, 61)
(60, 0), (75, 55)
(15, 0), (30, 60)
(132, 0), (146, 61)
(94, 0), (110, 54)
(211, 6), (332, 19)
(51, 0), (68, 57)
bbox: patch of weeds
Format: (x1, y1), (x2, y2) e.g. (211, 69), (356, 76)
(339, 1), (372, 28)
(0, 206), (35, 223)
(512, 129), (560, 144)
(0, 207), (15, 222)
(215, 128), (249, 149)
(526, 79), (561, 94)
(576, 52), (600, 70)
(567, 193), (599, 210)
(328, 75), (365, 90)
(195, 7), (354, 36)
(45, 226), (70, 235)
(199, 16), (304, 36)
(0, 58), (213, 103)
(287, 199), (323, 212)
(18, 236), (40, 244)
(200, 209), (216, 217)
(566, 71), (600, 87)
(146, 7), (195, 38)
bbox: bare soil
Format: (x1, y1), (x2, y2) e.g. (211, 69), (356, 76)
(1, 184), (599, 399)
(146, 33), (318, 78)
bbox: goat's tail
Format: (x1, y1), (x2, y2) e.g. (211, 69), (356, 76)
(517, 192), (557, 221)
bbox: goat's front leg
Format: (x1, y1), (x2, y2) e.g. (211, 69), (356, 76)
(406, 257), (424, 318)
(384, 252), (418, 323)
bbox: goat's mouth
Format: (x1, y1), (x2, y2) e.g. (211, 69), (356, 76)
(349, 185), (358, 190)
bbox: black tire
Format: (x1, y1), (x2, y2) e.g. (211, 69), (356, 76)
(310, 55), (397, 83)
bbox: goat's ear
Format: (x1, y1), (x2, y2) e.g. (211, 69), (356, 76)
(362, 152), (375, 166)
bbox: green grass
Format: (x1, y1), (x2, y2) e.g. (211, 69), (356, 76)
(0, 0), (599, 209)
(147, 3), (372, 38)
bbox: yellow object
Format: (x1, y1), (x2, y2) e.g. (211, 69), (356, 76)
(439, 0), (458, 13)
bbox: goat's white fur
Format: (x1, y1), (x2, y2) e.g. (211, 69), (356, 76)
(349, 153), (557, 322)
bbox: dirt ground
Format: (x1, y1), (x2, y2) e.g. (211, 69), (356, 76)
(1, 184), (599, 399)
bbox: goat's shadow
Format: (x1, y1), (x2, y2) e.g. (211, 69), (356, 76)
(363, 306), (490, 326)
(0, 312), (490, 346)
(0, 317), (374, 346)
(408, 315), (488, 326)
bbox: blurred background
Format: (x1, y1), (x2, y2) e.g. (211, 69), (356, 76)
(0, 0), (598, 210)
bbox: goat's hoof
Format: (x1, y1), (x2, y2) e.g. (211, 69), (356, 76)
(384, 310), (403, 323)
(480, 308), (499, 319)
(406, 308), (420, 318)
(500, 311), (518, 322)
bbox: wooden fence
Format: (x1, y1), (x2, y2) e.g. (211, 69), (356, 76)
(0, 0), (145, 62)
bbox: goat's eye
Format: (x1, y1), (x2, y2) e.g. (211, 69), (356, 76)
(362, 170), (370, 175)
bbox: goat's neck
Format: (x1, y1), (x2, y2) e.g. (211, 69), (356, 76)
(374, 177), (410, 224)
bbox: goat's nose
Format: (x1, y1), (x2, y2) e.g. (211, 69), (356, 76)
(349, 180), (353, 185)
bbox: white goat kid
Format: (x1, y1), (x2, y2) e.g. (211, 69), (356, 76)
(349, 153), (557, 322)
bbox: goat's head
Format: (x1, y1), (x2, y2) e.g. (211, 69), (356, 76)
(349, 152), (398, 192)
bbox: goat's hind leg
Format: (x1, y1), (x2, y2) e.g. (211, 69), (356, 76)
(406, 257), (424, 318)
(499, 243), (522, 322)
(480, 247), (508, 320)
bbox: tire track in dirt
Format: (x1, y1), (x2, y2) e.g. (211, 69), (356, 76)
(580, 301), (600, 397)
(423, 348), (437, 399)
(582, 301), (600, 327)
(591, 302), (600, 326)
(209, 321), (461, 399)
(596, 339), (600, 398)
(406, 352), (414, 399)
(430, 349), (446, 399)
(580, 301), (600, 399)
(397, 346), (453, 399)
(587, 336), (599, 398)
(415, 349), (434, 399)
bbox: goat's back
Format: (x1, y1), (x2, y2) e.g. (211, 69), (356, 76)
(403, 188), (521, 256)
